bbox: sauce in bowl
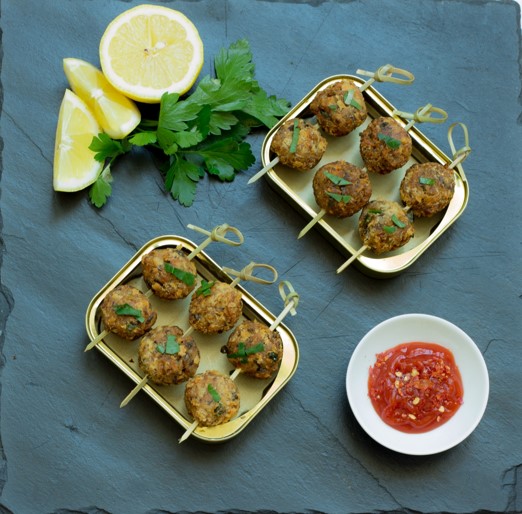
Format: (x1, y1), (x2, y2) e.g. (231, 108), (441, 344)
(368, 342), (464, 433)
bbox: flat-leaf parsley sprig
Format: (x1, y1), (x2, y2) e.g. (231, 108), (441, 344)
(88, 39), (290, 207)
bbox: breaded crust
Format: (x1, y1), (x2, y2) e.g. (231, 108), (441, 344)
(400, 162), (455, 217)
(138, 325), (200, 385)
(100, 284), (157, 340)
(184, 370), (240, 426)
(358, 200), (414, 254)
(141, 247), (197, 300)
(224, 320), (283, 379)
(310, 79), (367, 136)
(189, 281), (243, 334)
(312, 160), (372, 218)
(360, 117), (412, 174)
(271, 118), (327, 171)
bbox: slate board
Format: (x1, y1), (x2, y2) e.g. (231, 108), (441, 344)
(1, 0), (521, 513)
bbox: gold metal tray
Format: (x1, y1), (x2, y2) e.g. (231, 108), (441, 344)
(85, 235), (300, 442)
(261, 74), (469, 277)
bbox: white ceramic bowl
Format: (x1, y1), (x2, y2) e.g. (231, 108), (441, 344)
(346, 313), (489, 455)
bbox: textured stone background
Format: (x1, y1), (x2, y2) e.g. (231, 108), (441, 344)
(0, 0), (521, 513)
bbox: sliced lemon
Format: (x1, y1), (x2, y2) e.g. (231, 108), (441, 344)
(63, 57), (141, 139)
(53, 89), (103, 192)
(99, 4), (204, 103)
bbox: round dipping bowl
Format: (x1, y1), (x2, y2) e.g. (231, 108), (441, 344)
(346, 313), (489, 455)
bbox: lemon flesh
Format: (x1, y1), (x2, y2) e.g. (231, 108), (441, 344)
(63, 57), (141, 139)
(99, 4), (204, 103)
(53, 89), (103, 192)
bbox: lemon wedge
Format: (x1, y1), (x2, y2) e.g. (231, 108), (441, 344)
(53, 89), (103, 192)
(99, 4), (204, 103)
(63, 57), (141, 139)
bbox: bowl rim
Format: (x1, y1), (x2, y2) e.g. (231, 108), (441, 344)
(346, 313), (489, 455)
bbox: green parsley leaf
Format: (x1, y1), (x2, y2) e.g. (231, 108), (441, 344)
(196, 138), (256, 181)
(128, 132), (157, 146)
(196, 280), (215, 296)
(157, 334), (180, 355)
(164, 262), (196, 286)
(289, 119), (300, 153)
(391, 214), (407, 228)
(327, 192), (352, 203)
(158, 93), (200, 131)
(208, 111), (238, 136)
(164, 157), (203, 207)
(383, 225), (397, 234)
(377, 133), (402, 149)
(419, 176), (435, 185)
(207, 384), (221, 403)
(89, 133), (130, 162)
(114, 304), (144, 323)
(328, 104), (338, 110)
(228, 342), (265, 363)
(241, 89), (290, 128)
(89, 165), (113, 208)
(215, 39), (255, 83)
(80, 39), (290, 208)
(324, 171), (351, 186)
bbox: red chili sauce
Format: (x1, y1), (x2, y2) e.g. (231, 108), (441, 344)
(368, 342), (464, 433)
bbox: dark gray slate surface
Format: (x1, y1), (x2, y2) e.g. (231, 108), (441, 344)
(1, 0), (521, 513)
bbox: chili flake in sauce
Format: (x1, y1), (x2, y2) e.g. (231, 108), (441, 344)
(368, 342), (463, 433)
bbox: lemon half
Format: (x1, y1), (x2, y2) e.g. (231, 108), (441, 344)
(63, 57), (141, 139)
(99, 4), (204, 103)
(53, 89), (103, 192)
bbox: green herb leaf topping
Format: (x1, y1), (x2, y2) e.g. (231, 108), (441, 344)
(419, 176), (435, 186)
(327, 192), (352, 203)
(383, 225), (397, 234)
(324, 171), (352, 186)
(228, 342), (265, 363)
(164, 262), (196, 286)
(208, 384), (221, 403)
(377, 133), (402, 149)
(196, 280), (216, 296)
(289, 119), (300, 153)
(391, 214), (407, 228)
(157, 334), (180, 355)
(114, 304), (144, 323)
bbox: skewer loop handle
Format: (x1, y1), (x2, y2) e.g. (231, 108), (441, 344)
(357, 64), (415, 91)
(269, 281), (300, 331)
(187, 223), (244, 259)
(224, 262), (278, 288)
(395, 104), (448, 131)
(447, 122), (471, 180)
